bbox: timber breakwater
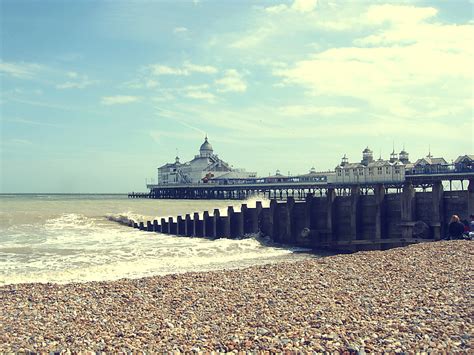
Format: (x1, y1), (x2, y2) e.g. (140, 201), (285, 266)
(121, 181), (474, 251)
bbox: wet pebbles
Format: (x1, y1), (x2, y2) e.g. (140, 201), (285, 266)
(0, 240), (472, 352)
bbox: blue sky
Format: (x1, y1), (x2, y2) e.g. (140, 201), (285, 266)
(1, 0), (473, 193)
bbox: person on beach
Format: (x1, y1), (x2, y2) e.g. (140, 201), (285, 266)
(448, 215), (465, 240)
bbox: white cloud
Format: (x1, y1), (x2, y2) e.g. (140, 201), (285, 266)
(278, 105), (359, 116)
(0, 62), (42, 79)
(56, 75), (98, 89)
(274, 5), (474, 120)
(148, 61), (218, 76)
(173, 26), (188, 34)
(185, 90), (216, 101)
(101, 95), (141, 105)
(229, 25), (275, 49)
(265, 0), (318, 14)
(215, 69), (247, 93)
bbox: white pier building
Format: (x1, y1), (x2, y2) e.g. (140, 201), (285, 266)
(157, 137), (256, 185)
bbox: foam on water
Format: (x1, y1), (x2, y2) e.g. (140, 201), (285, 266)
(0, 195), (311, 285)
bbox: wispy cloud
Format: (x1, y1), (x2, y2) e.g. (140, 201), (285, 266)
(147, 61), (218, 76)
(56, 75), (98, 89)
(215, 69), (246, 92)
(0, 61), (43, 79)
(101, 95), (141, 105)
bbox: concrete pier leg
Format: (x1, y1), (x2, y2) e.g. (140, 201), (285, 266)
(401, 182), (416, 239)
(431, 181), (444, 240)
(374, 184), (386, 241)
(185, 214), (192, 237)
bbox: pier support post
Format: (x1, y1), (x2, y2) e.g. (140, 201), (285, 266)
(401, 182), (416, 239)
(431, 181), (444, 240)
(374, 184), (385, 241)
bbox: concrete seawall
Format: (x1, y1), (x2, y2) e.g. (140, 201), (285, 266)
(125, 182), (474, 251)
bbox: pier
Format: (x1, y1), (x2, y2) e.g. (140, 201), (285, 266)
(129, 171), (474, 200)
(123, 178), (474, 251)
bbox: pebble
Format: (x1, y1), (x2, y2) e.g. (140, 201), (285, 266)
(0, 240), (472, 352)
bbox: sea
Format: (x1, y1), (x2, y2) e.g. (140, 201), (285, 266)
(0, 194), (315, 286)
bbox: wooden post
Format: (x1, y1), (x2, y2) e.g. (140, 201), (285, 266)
(168, 217), (177, 235)
(374, 184), (385, 240)
(431, 181), (444, 240)
(139, 222), (145, 231)
(176, 216), (184, 235)
(146, 221), (153, 232)
(326, 188), (336, 244)
(153, 219), (161, 233)
(185, 214), (192, 236)
(349, 186), (360, 242)
(213, 209), (221, 238)
(160, 218), (168, 234)
(401, 182), (416, 239)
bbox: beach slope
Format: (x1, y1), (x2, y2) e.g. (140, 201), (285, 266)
(1, 240), (472, 352)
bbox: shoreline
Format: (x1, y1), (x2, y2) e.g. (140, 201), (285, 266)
(1, 240), (472, 352)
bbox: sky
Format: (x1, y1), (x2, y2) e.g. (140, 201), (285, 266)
(0, 0), (473, 193)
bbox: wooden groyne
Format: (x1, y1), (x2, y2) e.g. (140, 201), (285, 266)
(122, 181), (474, 251)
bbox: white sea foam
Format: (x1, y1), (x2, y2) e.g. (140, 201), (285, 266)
(0, 194), (311, 286)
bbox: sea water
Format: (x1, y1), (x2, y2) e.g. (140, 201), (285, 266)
(0, 194), (314, 285)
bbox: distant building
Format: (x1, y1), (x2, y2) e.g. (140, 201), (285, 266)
(334, 148), (405, 184)
(408, 152), (449, 174)
(157, 137), (256, 185)
(454, 154), (474, 172)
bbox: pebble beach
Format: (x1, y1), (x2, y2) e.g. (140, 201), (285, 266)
(1, 240), (472, 353)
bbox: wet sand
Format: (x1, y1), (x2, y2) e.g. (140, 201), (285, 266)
(1, 240), (472, 352)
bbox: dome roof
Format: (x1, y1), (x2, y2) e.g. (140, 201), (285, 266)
(200, 137), (213, 152)
(399, 149), (408, 155)
(363, 147), (372, 153)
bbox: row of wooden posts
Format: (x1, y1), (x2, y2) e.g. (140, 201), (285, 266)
(128, 202), (264, 239)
